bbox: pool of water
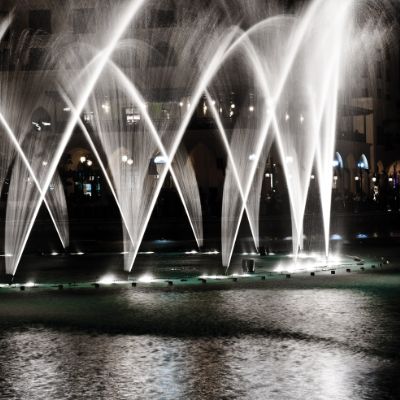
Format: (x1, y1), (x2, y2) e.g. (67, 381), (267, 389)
(1, 270), (400, 399)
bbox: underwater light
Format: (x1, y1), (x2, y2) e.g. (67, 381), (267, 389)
(231, 273), (251, 278)
(199, 275), (225, 280)
(204, 250), (219, 255)
(137, 274), (154, 283)
(185, 250), (198, 254)
(97, 275), (115, 285)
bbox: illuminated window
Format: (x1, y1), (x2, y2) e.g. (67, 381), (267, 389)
(125, 108), (141, 126)
(83, 112), (94, 124)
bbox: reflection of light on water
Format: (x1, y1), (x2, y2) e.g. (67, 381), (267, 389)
(25, 281), (35, 287)
(0, 253), (12, 257)
(71, 251), (84, 255)
(98, 274), (116, 285)
(199, 275), (226, 280)
(356, 233), (368, 239)
(137, 273), (154, 283)
(138, 251), (155, 255)
(51, 252), (59, 256)
(231, 273), (251, 278)
(185, 250), (198, 255)
(203, 250), (219, 255)
(277, 252), (345, 273)
(288, 252), (318, 259)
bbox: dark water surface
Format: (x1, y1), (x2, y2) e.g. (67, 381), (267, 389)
(1, 272), (400, 400)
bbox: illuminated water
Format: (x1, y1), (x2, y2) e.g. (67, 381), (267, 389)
(1, 0), (395, 277)
(0, 273), (399, 399)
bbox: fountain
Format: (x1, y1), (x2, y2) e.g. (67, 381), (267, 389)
(0, 0), (395, 279)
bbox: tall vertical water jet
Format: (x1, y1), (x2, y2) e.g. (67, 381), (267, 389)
(314, 0), (396, 258)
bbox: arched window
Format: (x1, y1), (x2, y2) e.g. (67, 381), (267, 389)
(334, 152), (343, 169)
(358, 154), (369, 170)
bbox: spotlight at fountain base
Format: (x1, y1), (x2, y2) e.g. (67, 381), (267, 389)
(275, 252), (363, 274)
